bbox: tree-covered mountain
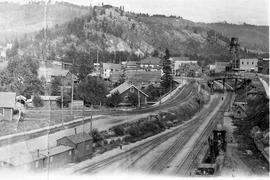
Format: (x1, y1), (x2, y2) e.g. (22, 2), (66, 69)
(0, 1), (90, 42)
(3, 3), (268, 66)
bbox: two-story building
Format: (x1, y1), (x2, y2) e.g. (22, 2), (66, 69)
(239, 58), (258, 72)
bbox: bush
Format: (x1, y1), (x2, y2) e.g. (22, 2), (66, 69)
(33, 95), (44, 107)
(91, 128), (103, 143)
(113, 126), (125, 136)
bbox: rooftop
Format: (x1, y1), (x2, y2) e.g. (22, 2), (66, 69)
(102, 63), (122, 70)
(126, 70), (161, 83)
(141, 57), (162, 65)
(108, 81), (149, 97)
(172, 57), (190, 61)
(67, 132), (92, 144)
(3, 145), (73, 166)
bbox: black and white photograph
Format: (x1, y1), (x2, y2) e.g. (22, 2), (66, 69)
(0, 0), (269, 179)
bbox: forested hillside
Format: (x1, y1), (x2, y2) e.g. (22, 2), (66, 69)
(3, 3), (268, 66)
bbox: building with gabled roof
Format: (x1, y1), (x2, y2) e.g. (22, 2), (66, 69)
(2, 145), (74, 170)
(57, 132), (93, 161)
(107, 81), (149, 106)
(0, 92), (16, 121)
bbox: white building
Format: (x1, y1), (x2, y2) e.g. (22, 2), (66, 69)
(102, 63), (122, 79)
(239, 58), (258, 72)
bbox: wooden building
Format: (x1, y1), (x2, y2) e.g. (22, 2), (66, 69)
(57, 132), (93, 161)
(3, 145), (73, 170)
(0, 92), (16, 121)
(107, 81), (149, 106)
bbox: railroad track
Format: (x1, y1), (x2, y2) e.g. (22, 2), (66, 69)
(75, 94), (220, 174)
(144, 97), (221, 173)
(175, 84), (233, 175)
(73, 83), (228, 175)
(77, 121), (196, 174)
(113, 83), (197, 116)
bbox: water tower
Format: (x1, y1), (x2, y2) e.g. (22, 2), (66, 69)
(229, 37), (240, 70)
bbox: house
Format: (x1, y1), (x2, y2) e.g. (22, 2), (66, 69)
(57, 132), (93, 161)
(0, 92), (16, 121)
(172, 57), (197, 75)
(258, 58), (269, 74)
(107, 81), (149, 106)
(3, 146), (74, 170)
(125, 70), (161, 88)
(239, 58), (258, 72)
(38, 64), (69, 83)
(62, 62), (73, 70)
(33, 96), (60, 108)
(63, 71), (79, 85)
(214, 62), (230, 73)
(102, 63), (122, 79)
(140, 57), (162, 70)
(125, 61), (139, 70)
(232, 103), (247, 119)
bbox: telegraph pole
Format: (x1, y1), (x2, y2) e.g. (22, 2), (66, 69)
(71, 76), (74, 114)
(61, 86), (64, 127)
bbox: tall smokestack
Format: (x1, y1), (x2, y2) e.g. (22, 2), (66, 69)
(74, 128), (77, 134)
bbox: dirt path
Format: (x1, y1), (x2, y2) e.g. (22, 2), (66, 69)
(221, 115), (253, 176)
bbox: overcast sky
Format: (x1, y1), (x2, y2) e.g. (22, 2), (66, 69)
(3, 0), (269, 25)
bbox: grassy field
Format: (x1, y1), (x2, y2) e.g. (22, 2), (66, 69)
(0, 109), (100, 136)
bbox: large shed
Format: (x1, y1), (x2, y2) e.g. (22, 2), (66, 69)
(57, 132), (93, 161)
(0, 92), (16, 121)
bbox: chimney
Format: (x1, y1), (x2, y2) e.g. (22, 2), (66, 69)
(37, 149), (40, 158)
(74, 128), (77, 134)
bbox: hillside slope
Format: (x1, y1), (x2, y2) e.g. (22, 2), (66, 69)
(0, 1), (90, 41)
(199, 23), (269, 53)
(6, 4), (268, 65)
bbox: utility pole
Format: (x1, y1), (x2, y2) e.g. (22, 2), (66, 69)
(71, 76), (74, 114)
(138, 90), (140, 108)
(61, 86), (64, 127)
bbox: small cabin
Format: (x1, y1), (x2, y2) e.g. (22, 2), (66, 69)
(57, 132), (93, 161)
(0, 92), (16, 121)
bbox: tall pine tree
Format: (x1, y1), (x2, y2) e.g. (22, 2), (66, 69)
(161, 48), (173, 94)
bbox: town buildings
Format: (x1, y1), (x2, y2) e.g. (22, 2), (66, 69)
(102, 63), (122, 80)
(0, 92), (16, 121)
(140, 57), (162, 71)
(172, 57), (200, 76)
(126, 70), (161, 88)
(214, 62), (230, 73)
